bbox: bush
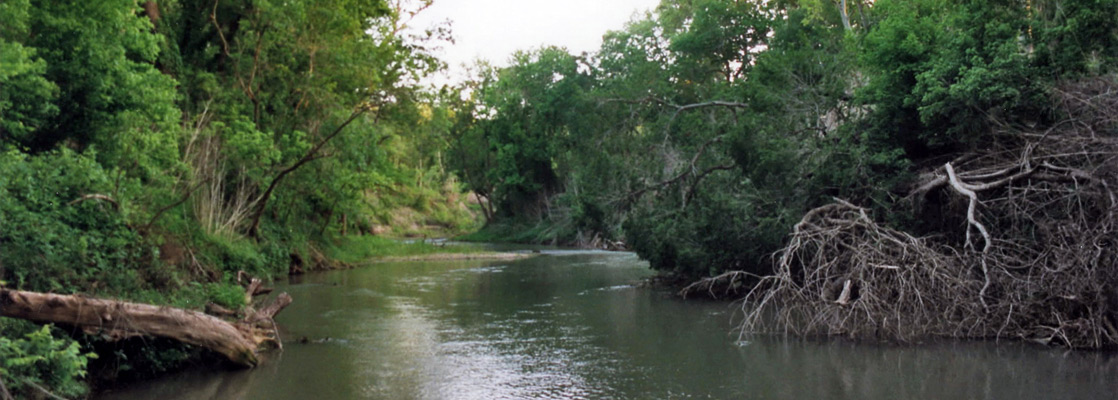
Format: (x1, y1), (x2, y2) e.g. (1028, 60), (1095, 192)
(860, 0), (1048, 156)
(0, 320), (96, 399)
(0, 149), (148, 294)
(624, 184), (795, 280)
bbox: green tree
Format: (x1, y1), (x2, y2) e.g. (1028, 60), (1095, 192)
(9, 0), (179, 170)
(1029, 0), (1118, 76)
(452, 48), (593, 218)
(860, 0), (1046, 156)
(661, 0), (774, 83)
(0, 0), (57, 149)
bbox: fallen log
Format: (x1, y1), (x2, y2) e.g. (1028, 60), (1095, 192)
(0, 288), (291, 368)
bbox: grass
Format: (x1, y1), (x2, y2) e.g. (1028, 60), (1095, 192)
(362, 179), (486, 239)
(326, 235), (489, 264)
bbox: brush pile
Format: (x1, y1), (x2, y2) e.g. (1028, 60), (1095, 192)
(689, 77), (1118, 348)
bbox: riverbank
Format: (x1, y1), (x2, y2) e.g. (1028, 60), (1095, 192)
(0, 235), (507, 398)
(326, 236), (490, 263)
(329, 235), (539, 264)
(364, 252), (538, 263)
(456, 221), (627, 251)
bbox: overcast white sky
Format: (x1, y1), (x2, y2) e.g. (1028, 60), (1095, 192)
(409, 0), (662, 84)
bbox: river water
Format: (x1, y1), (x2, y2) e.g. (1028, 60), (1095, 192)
(98, 250), (1118, 399)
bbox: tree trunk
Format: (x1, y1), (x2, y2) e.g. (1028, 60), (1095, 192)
(0, 289), (291, 368)
(474, 191), (494, 223)
(840, 0), (853, 31)
(247, 108), (370, 237)
(0, 377), (12, 400)
(143, 1), (161, 27)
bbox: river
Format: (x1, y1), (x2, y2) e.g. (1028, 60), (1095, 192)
(98, 249), (1118, 399)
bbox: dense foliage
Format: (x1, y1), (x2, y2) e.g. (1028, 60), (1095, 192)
(1, 0), (475, 394)
(2, 0), (1117, 392)
(0, 320), (94, 399)
(450, 0), (1118, 281)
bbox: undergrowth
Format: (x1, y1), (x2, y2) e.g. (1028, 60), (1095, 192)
(326, 236), (486, 265)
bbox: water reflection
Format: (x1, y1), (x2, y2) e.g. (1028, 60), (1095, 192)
(98, 252), (1118, 400)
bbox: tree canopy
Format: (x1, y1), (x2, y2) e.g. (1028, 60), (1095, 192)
(449, 0), (1118, 280)
(1, 1), (470, 394)
(2, 0), (1118, 394)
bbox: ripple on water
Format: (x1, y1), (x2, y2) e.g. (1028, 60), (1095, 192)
(451, 265), (507, 274)
(95, 248), (1118, 400)
(577, 284), (636, 296)
(345, 288), (385, 298)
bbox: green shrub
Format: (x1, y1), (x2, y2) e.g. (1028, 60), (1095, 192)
(0, 320), (96, 399)
(204, 282), (247, 309)
(327, 235), (483, 264)
(0, 149), (148, 294)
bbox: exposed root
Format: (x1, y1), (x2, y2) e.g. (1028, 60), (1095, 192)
(680, 270), (760, 299)
(702, 76), (1118, 349)
(944, 162), (992, 310)
(738, 200), (973, 342)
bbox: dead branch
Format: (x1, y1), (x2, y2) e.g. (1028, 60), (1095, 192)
(205, 302), (238, 317)
(601, 96), (749, 134)
(621, 135), (732, 207)
(945, 162), (992, 309)
(683, 163), (736, 208)
(209, 0), (232, 58)
(22, 380), (66, 400)
(68, 194), (120, 210)
(719, 76), (1118, 348)
(736, 199), (976, 342)
(142, 177), (210, 231)
(243, 278), (264, 306)
(679, 270), (763, 299)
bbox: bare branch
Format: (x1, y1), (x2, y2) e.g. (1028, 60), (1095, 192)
(209, 0), (231, 57)
(619, 135), (730, 207)
(0, 377), (13, 400)
(142, 178), (210, 231)
(945, 162), (992, 309)
(711, 76), (1118, 348)
(601, 96), (749, 134)
(247, 105), (378, 237)
(68, 194), (120, 210)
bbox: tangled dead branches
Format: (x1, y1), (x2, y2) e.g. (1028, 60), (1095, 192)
(704, 76), (1118, 348)
(735, 199), (979, 342)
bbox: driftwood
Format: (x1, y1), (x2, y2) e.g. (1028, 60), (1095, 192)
(0, 276), (291, 368)
(692, 76), (1118, 348)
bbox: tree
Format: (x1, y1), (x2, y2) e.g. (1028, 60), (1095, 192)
(661, 0), (774, 83)
(156, 0), (451, 237)
(860, 0), (1046, 157)
(451, 48), (593, 218)
(0, 0), (179, 177)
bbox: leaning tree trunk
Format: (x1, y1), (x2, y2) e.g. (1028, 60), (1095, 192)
(839, 0), (852, 31)
(0, 287), (291, 368)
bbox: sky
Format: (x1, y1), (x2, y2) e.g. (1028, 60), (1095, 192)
(408, 0), (662, 84)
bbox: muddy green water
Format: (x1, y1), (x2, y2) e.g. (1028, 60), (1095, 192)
(98, 250), (1118, 399)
